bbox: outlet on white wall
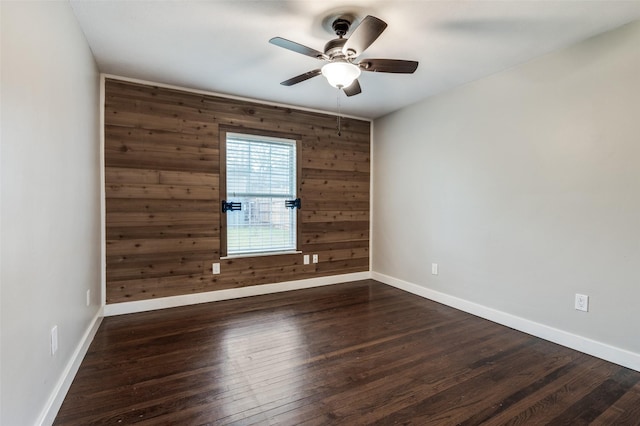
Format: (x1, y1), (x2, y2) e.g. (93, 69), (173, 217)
(86, 289), (91, 307)
(51, 326), (58, 356)
(575, 294), (589, 312)
(431, 263), (439, 275)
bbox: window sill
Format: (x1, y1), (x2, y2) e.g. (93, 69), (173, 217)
(221, 250), (302, 260)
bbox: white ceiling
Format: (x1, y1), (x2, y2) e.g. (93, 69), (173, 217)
(70, 1), (640, 119)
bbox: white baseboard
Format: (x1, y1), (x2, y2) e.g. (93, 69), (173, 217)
(372, 271), (640, 373)
(104, 272), (372, 316)
(37, 308), (104, 426)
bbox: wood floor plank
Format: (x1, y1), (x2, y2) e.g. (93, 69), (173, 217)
(55, 280), (640, 425)
(593, 382), (640, 425)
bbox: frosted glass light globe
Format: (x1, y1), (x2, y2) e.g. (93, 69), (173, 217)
(321, 62), (361, 88)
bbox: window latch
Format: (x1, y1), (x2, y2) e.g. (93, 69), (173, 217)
(285, 198), (301, 210)
(221, 200), (242, 213)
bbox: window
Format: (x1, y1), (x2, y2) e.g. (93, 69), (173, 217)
(220, 130), (301, 257)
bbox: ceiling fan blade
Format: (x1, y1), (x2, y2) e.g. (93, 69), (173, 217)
(269, 37), (327, 60)
(280, 69), (322, 86)
(342, 15), (387, 58)
(343, 79), (362, 97)
(359, 59), (419, 73)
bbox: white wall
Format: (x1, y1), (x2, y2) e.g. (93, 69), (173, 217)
(373, 20), (640, 364)
(1, 2), (101, 424)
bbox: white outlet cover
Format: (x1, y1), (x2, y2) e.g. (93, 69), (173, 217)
(312, 254), (318, 264)
(303, 255), (310, 265)
(575, 294), (589, 312)
(212, 263), (220, 274)
(431, 263), (438, 275)
(51, 326), (58, 355)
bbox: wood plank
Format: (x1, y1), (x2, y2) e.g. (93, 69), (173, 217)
(301, 240), (370, 253)
(106, 199), (217, 213)
(593, 382), (640, 424)
(105, 167), (161, 185)
(303, 156), (370, 173)
(106, 274), (222, 303)
(301, 199), (369, 211)
(314, 247), (369, 262)
(302, 168), (370, 182)
(107, 258), (210, 282)
(106, 97), (219, 124)
(106, 237), (217, 256)
(107, 225), (217, 240)
(303, 190), (370, 202)
(105, 152), (218, 173)
(301, 178), (370, 193)
(303, 147), (369, 163)
(105, 106), (216, 136)
(105, 137), (218, 159)
(105, 183), (217, 200)
(303, 221), (370, 233)
(303, 135), (371, 154)
(104, 144), (219, 164)
(301, 210), (369, 223)
(302, 229), (369, 245)
(105, 125), (216, 149)
(107, 212), (217, 227)
(315, 257), (369, 272)
(216, 264), (318, 284)
(106, 250), (213, 268)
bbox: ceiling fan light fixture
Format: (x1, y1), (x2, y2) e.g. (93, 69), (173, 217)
(270, 14), (418, 97)
(321, 61), (361, 88)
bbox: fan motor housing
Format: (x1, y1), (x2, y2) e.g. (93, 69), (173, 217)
(324, 38), (347, 59)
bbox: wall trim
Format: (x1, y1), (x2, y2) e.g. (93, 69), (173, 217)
(372, 271), (640, 373)
(37, 309), (104, 426)
(100, 74), (106, 307)
(104, 272), (372, 316)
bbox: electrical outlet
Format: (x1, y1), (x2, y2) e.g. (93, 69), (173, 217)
(575, 294), (589, 312)
(431, 263), (438, 275)
(212, 263), (220, 274)
(303, 254), (310, 265)
(51, 326), (58, 356)
(312, 254), (319, 264)
(86, 289), (91, 307)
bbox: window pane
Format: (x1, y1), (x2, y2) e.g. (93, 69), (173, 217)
(227, 137), (295, 197)
(227, 197), (296, 254)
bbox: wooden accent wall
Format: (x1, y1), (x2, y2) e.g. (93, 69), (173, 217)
(105, 78), (370, 304)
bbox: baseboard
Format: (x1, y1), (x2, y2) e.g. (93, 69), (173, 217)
(104, 272), (372, 316)
(372, 271), (640, 373)
(37, 308), (104, 426)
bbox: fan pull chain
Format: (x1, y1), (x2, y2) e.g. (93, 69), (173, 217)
(336, 88), (342, 137)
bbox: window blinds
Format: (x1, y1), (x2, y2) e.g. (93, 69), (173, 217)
(225, 133), (297, 255)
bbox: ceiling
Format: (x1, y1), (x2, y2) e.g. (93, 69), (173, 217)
(70, 1), (640, 119)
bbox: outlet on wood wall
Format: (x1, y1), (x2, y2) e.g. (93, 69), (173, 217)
(104, 78), (370, 304)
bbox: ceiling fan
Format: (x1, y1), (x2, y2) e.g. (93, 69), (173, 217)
(269, 14), (419, 96)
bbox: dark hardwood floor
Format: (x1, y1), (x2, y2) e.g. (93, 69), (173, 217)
(55, 280), (640, 425)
